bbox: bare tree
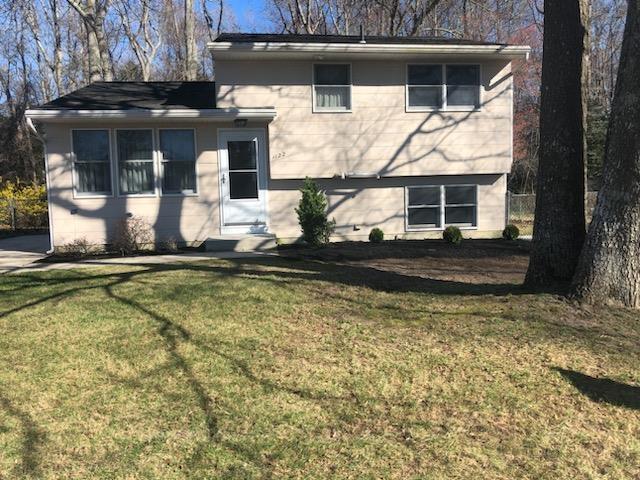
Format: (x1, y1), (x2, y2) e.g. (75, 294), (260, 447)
(525, 0), (590, 286)
(571, 0), (640, 307)
(114, 0), (162, 81)
(185, 0), (198, 80)
(66, 0), (114, 82)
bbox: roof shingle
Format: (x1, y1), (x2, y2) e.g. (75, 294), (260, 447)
(38, 81), (216, 110)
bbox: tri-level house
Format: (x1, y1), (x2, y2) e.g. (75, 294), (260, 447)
(26, 33), (530, 251)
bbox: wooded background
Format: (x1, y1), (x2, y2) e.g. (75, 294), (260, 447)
(0, 0), (627, 191)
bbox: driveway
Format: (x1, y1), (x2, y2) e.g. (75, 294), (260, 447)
(0, 234), (49, 273)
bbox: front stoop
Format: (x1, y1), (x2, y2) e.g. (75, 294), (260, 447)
(205, 234), (277, 252)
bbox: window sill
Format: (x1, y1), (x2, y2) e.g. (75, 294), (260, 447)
(406, 226), (478, 232)
(116, 194), (158, 199)
(73, 193), (114, 200)
(312, 109), (353, 114)
(160, 193), (199, 197)
(406, 107), (481, 113)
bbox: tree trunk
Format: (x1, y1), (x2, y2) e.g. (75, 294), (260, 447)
(571, 0), (640, 307)
(184, 0), (198, 80)
(525, 0), (590, 286)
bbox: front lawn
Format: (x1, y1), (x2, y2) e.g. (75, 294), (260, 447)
(0, 244), (639, 478)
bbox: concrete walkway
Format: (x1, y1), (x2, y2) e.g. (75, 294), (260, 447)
(0, 234), (50, 274)
(0, 234), (273, 274)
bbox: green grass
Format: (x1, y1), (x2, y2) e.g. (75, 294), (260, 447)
(0, 257), (639, 479)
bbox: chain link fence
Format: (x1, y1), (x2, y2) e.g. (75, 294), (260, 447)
(0, 198), (49, 231)
(507, 192), (598, 235)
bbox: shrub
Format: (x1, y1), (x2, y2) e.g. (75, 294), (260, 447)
(110, 216), (153, 255)
(157, 236), (179, 253)
(0, 180), (47, 229)
(443, 226), (463, 245)
(295, 177), (335, 247)
(502, 224), (520, 241)
(58, 237), (94, 257)
(369, 228), (384, 243)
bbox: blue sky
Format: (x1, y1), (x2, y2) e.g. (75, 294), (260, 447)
(226, 0), (272, 32)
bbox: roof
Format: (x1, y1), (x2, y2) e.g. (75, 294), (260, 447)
(214, 33), (509, 47)
(38, 81), (216, 110)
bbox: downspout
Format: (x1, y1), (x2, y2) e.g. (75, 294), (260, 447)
(26, 117), (55, 254)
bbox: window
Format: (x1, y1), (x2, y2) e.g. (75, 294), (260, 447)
(160, 129), (197, 194)
(407, 186), (441, 229)
(407, 64), (480, 110)
(445, 185), (477, 227)
(117, 129), (154, 195)
(407, 65), (443, 109)
(406, 185), (477, 230)
(72, 129), (112, 195)
(446, 65), (480, 108)
(313, 64), (351, 112)
(227, 140), (258, 199)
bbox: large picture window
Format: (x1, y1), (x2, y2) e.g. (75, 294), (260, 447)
(407, 64), (480, 111)
(72, 129), (112, 195)
(117, 129), (155, 195)
(406, 185), (477, 230)
(313, 64), (351, 112)
(160, 129), (197, 194)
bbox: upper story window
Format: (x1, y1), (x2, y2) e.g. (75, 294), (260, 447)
(72, 129), (112, 196)
(407, 64), (480, 111)
(117, 129), (155, 195)
(159, 129), (197, 195)
(313, 64), (351, 112)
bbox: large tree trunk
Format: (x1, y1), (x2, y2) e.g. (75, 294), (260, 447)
(571, 0), (640, 307)
(525, 0), (590, 286)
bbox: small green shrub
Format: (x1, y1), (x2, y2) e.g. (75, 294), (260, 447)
(369, 228), (384, 243)
(295, 177), (335, 247)
(502, 224), (520, 241)
(443, 226), (463, 245)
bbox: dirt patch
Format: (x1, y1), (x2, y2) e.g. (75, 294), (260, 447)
(279, 239), (530, 285)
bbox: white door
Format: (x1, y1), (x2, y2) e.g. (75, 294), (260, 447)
(218, 129), (268, 234)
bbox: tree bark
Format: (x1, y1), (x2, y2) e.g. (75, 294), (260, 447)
(525, 0), (590, 286)
(571, 0), (640, 307)
(184, 0), (198, 80)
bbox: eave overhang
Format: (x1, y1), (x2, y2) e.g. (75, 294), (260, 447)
(25, 107), (278, 122)
(207, 41), (531, 61)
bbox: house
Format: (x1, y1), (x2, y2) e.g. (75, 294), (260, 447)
(25, 33), (530, 251)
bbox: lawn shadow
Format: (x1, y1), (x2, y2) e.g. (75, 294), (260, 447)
(0, 393), (46, 478)
(553, 367), (640, 410)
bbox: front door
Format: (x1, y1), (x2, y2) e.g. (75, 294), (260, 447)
(218, 129), (268, 234)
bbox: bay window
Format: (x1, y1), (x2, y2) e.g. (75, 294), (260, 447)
(159, 129), (197, 194)
(313, 64), (351, 112)
(72, 129), (112, 195)
(406, 185), (477, 230)
(117, 129), (155, 195)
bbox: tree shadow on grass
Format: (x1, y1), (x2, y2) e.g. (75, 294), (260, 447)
(553, 368), (640, 410)
(0, 394), (46, 478)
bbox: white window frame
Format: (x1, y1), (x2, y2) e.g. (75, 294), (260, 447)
(115, 128), (158, 197)
(312, 62), (353, 113)
(405, 63), (482, 113)
(405, 184), (478, 232)
(158, 128), (199, 196)
(70, 128), (114, 198)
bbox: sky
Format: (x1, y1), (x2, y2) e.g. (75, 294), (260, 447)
(226, 0), (273, 32)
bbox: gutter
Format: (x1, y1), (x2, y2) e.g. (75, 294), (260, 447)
(26, 117), (55, 254)
(24, 107), (278, 121)
(208, 41), (531, 60)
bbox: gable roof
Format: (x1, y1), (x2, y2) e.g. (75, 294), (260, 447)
(38, 81), (217, 110)
(214, 33), (508, 47)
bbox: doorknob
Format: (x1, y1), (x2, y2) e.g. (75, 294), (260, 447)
(222, 173), (226, 184)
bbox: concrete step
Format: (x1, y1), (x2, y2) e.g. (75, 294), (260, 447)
(205, 234), (277, 252)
